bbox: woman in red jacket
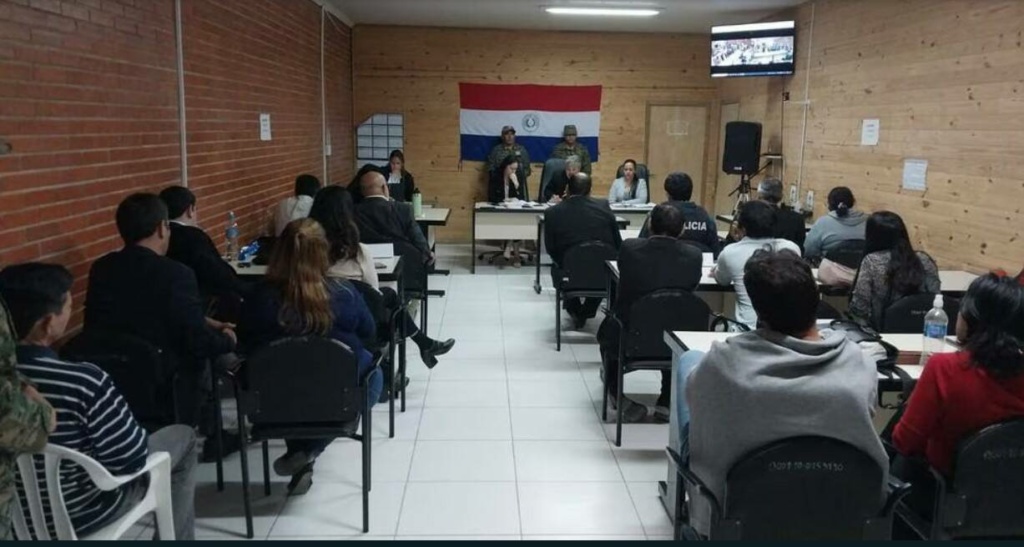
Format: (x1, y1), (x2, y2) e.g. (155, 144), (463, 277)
(892, 273), (1024, 518)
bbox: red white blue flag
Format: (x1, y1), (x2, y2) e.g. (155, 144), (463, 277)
(459, 83), (602, 162)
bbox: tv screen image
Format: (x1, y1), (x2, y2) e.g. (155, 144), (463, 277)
(711, 21), (795, 78)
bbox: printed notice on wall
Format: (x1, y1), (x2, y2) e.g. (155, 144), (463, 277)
(260, 113), (272, 141)
(902, 159), (928, 191)
(861, 119), (879, 146)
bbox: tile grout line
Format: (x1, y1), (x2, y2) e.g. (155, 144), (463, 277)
(497, 276), (526, 538)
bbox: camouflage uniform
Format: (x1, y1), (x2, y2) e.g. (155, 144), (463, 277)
(0, 299), (52, 540)
(486, 143), (532, 177)
(550, 141), (593, 175)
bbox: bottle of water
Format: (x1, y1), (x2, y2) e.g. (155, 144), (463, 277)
(921, 294), (948, 365)
(412, 188), (423, 218)
(225, 211), (240, 261)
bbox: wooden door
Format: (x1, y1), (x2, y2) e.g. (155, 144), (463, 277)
(645, 105), (709, 205)
(713, 103), (741, 221)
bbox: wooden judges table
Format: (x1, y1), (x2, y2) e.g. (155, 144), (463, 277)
(659, 328), (958, 524)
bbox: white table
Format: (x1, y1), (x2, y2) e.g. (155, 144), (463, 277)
(415, 207), (450, 250)
(230, 256), (401, 282)
(620, 229), (641, 241)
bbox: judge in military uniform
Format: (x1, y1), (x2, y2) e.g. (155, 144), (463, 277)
(550, 124), (592, 175)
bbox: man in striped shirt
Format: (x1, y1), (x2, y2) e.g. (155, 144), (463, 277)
(0, 263), (197, 540)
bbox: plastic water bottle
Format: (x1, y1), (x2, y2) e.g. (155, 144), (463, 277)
(412, 189), (423, 218)
(921, 294), (948, 364)
(225, 211), (240, 260)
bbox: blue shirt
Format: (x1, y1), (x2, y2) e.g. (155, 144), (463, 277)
(15, 345), (148, 536)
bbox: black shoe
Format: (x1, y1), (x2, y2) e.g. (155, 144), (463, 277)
(420, 339), (455, 369)
(286, 463), (315, 496)
(610, 397), (647, 423)
(379, 376), (411, 403)
(200, 430), (241, 463)
(573, 315), (587, 329)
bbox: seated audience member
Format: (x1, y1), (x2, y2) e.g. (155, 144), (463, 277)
(0, 263), (197, 540)
(607, 159), (648, 205)
(713, 201), (801, 329)
(849, 211), (940, 328)
(84, 193), (237, 457)
(639, 172), (720, 255)
(544, 173), (623, 328)
(382, 149), (418, 203)
(542, 154), (582, 203)
(804, 186), (867, 260)
(758, 177), (806, 251)
(308, 186), (454, 368)
(239, 218), (382, 495)
(0, 297), (55, 543)
(271, 174), (321, 236)
(681, 249), (887, 536)
(488, 155), (528, 267)
(159, 185), (244, 315)
(597, 204), (702, 422)
(355, 170), (433, 266)
(891, 273), (1024, 519)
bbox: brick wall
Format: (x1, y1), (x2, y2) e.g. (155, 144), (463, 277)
(0, 0), (354, 327)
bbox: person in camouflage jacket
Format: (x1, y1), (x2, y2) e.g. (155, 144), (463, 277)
(0, 297), (54, 540)
(487, 126), (532, 181)
(549, 124), (592, 175)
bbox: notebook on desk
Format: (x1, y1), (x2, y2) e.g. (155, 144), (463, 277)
(366, 243), (394, 258)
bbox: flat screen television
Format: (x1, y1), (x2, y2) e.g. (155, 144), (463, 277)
(711, 21), (795, 78)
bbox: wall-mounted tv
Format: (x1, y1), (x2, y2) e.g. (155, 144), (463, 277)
(711, 21), (795, 78)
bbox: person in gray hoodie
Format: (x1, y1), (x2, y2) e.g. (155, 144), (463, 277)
(679, 248), (888, 537)
(804, 186), (868, 260)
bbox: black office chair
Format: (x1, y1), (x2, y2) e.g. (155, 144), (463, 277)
(895, 419), (1024, 539)
(234, 337), (377, 538)
(668, 436), (909, 540)
(614, 163), (652, 203)
(394, 240), (430, 334)
(537, 158), (566, 202)
(881, 293), (959, 335)
(604, 289), (711, 446)
(818, 239), (865, 296)
(554, 240), (618, 351)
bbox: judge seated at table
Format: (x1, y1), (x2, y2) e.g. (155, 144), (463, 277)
(542, 155), (582, 203)
(678, 248), (888, 537)
(597, 204), (702, 422)
(544, 173), (622, 329)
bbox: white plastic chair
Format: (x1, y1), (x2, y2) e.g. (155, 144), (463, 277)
(13, 444), (175, 541)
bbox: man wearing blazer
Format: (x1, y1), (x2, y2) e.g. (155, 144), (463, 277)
(597, 204), (703, 422)
(354, 170), (433, 266)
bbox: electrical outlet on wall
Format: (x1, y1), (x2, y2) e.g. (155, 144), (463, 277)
(805, 190), (815, 213)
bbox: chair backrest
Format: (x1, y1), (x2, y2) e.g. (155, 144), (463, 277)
(538, 158), (566, 202)
(622, 290), (710, 360)
(719, 436), (888, 540)
(882, 293), (958, 335)
(242, 336), (363, 425)
(823, 239), (866, 269)
(614, 163), (651, 203)
(393, 240), (428, 293)
(560, 241), (617, 291)
(942, 418), (1024, 538)
(60, 329), (177, 430)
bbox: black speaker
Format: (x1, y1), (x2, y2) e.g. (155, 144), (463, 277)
(722, 121), (762, 175)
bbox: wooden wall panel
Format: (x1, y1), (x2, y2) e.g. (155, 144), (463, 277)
(719, 0), (1024, 273)
(352, 26), (718, 241)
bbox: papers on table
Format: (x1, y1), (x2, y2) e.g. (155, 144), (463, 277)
(366, 243), (395, 258)
(702, 253), (715, 268)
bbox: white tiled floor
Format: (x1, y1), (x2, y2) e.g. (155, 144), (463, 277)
(181, 245), (673, 540)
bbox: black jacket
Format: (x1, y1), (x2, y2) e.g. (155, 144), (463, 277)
(488, 170), (526, 204)
(381, 167), (417, 202)
(614, 236), (703, 317)
(84, 246), (235, 366)
(544, 196), (622, 266)
(542, 171), (571, 203)
(639, 200), (720, 255)
(354, 197), (431, 261)
(773, 206), (807, 252)
(166, 222), (242, 301)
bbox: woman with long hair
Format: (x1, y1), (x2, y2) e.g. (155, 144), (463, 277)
(308, 186), (455, 367)
(488, 154), (527, 267)
(239, 218), (382, 495)
(803, 186), (867, 260)
(608, 158), (648, 205)
(383, 149), (417, 202)
(892, 273), (1024, 518)
(849, 211), (940, 327)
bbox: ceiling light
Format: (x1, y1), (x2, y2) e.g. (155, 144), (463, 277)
(545, 7), (661, 17)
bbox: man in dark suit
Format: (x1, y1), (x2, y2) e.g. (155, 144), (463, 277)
(597, 204), (703, 422)
(758, 177), (806, 252)
(544, 173), (622, 328)
(541, 155), (582, 203)
(159, 186), (244, 319)
(85, 193), (237, 457)
(355, 170), (433, 266)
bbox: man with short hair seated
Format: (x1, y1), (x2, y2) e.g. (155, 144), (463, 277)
(639, 172), (719, 255)
(597, 204), (702, 422)
(1, 263), (197, 540)
(542, 155), (582, 203)
(679, 248), (887, 537)
(758, 176), (806, 252)
(271, 173), (321, 236)
(544, 173), (622, 329)
(354, 170), (433, 266)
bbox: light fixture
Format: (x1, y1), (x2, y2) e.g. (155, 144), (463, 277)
(545, 7), (660, 17)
